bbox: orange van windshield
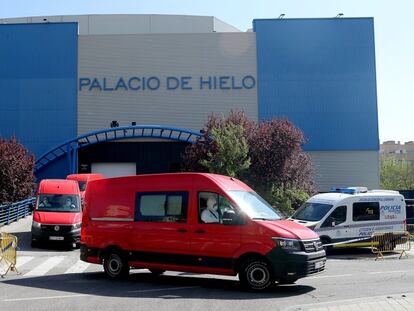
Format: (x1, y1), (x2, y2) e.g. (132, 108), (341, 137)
(37, 194), (80, 212)
(78, 181), (87, 192)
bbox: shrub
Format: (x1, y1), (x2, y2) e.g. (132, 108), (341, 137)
(380, 156), (414, 190)
(0, 136), (35, 204)
(268, 187), (310, 216)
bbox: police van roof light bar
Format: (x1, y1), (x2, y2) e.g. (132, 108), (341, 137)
(330, 187), (368, 195)
(330, 188), (356, 194)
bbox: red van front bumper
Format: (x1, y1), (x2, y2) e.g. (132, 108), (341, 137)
(266, 247), (326, 282)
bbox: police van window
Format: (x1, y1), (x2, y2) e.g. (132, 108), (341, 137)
(321, 205), (347, 227)
(353, 202), (380, 222)
(198, 192), (237, 224)
(135, 191), (188, 222)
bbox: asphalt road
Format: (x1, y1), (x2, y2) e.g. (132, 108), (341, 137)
(1, 216), (414, 311)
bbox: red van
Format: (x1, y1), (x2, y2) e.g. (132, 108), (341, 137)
(81, 173), (325, 291)
(31, 179), (82, 247)
(66, 173), (105, 200)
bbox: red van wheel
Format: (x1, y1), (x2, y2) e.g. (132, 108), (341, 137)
(239, 258), (274, 291)
(103, 252), (130, 279)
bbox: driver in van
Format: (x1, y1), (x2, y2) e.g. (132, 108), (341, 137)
(64, 197), (76, 209)
(201, 197), (220, 223)
(38, 197), (51, 208)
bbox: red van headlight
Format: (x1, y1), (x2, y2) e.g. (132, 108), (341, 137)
(273, 238), (302, 251)
(72, 222), (81, 229)
(32, 221), (41, 229)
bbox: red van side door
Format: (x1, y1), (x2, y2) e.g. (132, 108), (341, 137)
(131, 191), (191, 257)
(189, 191), (242, 269)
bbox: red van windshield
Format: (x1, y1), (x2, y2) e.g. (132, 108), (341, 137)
(227, 191), (281, 220)
(37, 194), (80, 212)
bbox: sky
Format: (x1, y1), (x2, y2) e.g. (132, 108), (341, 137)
(1, 0), (413, 143)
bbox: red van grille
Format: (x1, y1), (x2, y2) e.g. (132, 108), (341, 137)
(307, 260), (326, 274)
(302, 239), (324, 252)
(41, 224), (73, 233)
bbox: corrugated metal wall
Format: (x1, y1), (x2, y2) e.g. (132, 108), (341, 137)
(0, 23), (78, 158)
(254, 18), (379, 152)
(309, 151), (380, 191)
(78, 33), (257, 134)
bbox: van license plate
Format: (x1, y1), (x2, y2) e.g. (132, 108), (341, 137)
(315, 261), (324, 269)
(49, 236), (64, 241)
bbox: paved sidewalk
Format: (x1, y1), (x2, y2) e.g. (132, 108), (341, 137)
(0, 214), (32, 233)
(289, 293), (414, 311)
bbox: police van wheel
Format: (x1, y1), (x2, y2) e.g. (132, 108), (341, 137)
(320, 237), (332, 253)
(239, 258), (274, 291)
(104, 252), (130, 279)
(149, 269), (166, 276)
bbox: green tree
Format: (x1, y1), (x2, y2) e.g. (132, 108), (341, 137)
(183, 111), (316, 214)
(380, 156), (414, 190)
(266, 187), (310, 216)
(200, 122), (250, 178)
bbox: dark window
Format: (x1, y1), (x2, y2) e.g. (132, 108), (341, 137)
(78, 181), (87, 192)
(135, 191), (188, 223)
(37, 194), (80, 212)
(353, 202), (380, 221)
(198, 192), (237, 224)
(292, 203), (333, 221)
(321, 205), (347, 227)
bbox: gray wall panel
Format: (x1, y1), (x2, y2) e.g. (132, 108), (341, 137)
(78, 33), (257, 134)
(309, 151), (380, 192)
(213, 17), (240, 32)
(1, 15), (240, 35)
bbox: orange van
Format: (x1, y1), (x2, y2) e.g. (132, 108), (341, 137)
(31, 179), (82, 247)
(66, 173), (105, 199)
(81, 173), (325, 291)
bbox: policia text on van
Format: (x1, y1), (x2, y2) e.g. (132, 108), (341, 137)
(80, 173), (326, 291)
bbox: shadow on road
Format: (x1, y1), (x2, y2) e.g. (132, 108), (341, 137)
(2, 271), (316, 299)
(10, 231), (76, 253)
(327, 247), (402, 260)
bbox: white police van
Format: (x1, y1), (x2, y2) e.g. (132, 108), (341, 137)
(290, 187), (406, 247)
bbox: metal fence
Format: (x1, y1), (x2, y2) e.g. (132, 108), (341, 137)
(0, 232), (19, 277)
(0, 198), (35, 227)
(371, 231), (411, 260)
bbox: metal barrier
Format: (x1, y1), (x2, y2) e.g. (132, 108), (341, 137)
(407, 224), (414, 235)
(0, 232), (19, 277)
(0, 197), (35, 227)
(371, 231), (411, 260)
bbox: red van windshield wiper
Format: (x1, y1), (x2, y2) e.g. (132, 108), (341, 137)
(252, 217), (274, 220)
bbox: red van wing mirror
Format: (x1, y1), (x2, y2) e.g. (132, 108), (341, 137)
(222, 211), (245, 225)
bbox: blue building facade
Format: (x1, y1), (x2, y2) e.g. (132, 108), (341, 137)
(254, 18), (379, 151)
(0, 23), (78, 178)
